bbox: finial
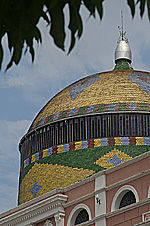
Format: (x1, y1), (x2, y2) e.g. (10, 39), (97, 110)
(118, 11), (128, 42)
(114, 11), (132, 70)
(121, 10), (123, 40)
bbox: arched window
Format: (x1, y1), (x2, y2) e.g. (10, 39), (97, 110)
(67, 204), (91, 226)
(111, 185), (139, 211)
(119, 191), (136, 209)
(74, 209), (89, 225)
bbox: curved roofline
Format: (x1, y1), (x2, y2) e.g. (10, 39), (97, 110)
(28, 69), (150, 133)
(28, 70), (113, 131)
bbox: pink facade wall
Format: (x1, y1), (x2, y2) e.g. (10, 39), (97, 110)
(106, 203), (150, 226)
(64, 180), (95, 202)
(106, 155), (150, 186)
(106, 173), (150, 213)
(65, 197), (95, 226)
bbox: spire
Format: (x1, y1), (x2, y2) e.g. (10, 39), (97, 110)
(114, 11), (133, 70)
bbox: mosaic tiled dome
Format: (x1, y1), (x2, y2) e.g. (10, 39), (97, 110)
(18, 37), (150, 205)
(30, 69), (150, 130)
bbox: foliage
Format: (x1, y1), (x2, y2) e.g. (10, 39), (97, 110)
(0, 0), (149, 70)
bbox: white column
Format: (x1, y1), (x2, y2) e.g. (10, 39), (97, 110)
(54, 211), (65, 226)
(95, 173), (106, 226)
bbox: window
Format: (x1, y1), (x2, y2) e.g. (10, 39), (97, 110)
(131, 115), (135, 136)
(39, 129), (42, 150)
(111, 185), (139, 211)
(43, 128), (46, 149)
(55, 124), (58, 145)
(59, 122), (63, 144)
(108, 116), (111, 137)
(125, 115), (129, 136)
(119, 191), (136, 209)
(144, 115), (147, 136)
(97, 116), (101, 138)
(103, 116), (107, 137)
(85, 117), (89, 139)
(64, 121), (68, 143)
(74, 209), (89, 225)
(114, 115), (117, 136)
(67, 204), (91, 226)
(80, 118), (84, 140)
(51, 125), (54, 146)
(119, 115), (123, 136)
(21, 113), (150, 165)
(91, 117), (95, 138)
(46, 126), (50, 147)
(69, 120), (73, 142)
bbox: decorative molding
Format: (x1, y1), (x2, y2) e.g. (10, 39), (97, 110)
(30, 103), (150, 131)
(105, 149), (150, 175)
(44, 219), (53, 226)
(64, 169), (150, 209)
(54, 210), (65, 226)
(148, 186), (150, 198)
(107, 198), (150, 219)
(106, 169), (150, 192)
(0, 194), (67, 226)
(21, 136), (150, 171)
(26, 224), (36, 226)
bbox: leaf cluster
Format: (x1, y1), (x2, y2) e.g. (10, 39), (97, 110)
(127, 0), (150, 19)
(0, 0), (149, 70)
(0, 0), (104, 70)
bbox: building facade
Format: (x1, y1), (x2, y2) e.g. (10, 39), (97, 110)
(0, 31), (150, 226)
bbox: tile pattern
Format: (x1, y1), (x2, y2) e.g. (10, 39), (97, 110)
(22, 136), (150, 170)
(31, 102), (150, 130)
(95, 148), (132, 169)
(128, 72), (150, 95)
(30, 179), (42, 198)
(70, 74), (100, 100)
(30, 70), (150, 128)
(19, 163), (94, 204)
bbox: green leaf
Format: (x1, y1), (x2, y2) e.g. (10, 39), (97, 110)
(127, 0), (135, 17)
(45, 0), (60, 9)
(6, 42), (23, 71)
(83, 0), (104, 19)
(136, 0), (146, 17)
(147, 0), (150, 21)
(68, 0), (83, 53)
(41, 10), (50, 25)
(96, 0), (104, 20)
(47, 1), (66, 51)
(0, 42), (3, 70)
(83, 0), (96, 17)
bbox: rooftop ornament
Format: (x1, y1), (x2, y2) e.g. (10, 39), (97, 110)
(114, 11), (132, 70)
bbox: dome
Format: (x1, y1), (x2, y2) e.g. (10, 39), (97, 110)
(29, 70), (149, 131)
(18, 33), (150, 204)
(18, 69), (150, 205)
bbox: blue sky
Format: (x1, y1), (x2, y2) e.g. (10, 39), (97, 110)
(0, 0), (150, 213)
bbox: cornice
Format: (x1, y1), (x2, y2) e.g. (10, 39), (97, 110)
(106, 197), (150, 219)
(106, 168), (150, 191)
(73, 198), (150, 226)
(0, 194), (67, 226)
(105, 150), (150, 175)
